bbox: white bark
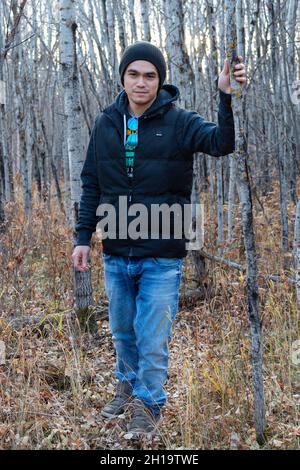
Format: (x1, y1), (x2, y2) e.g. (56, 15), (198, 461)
(140, 0), (151, 41)
(59, 0), (84, 227)
(113, 0), (127, 53)
(60, 0), (93, 311)
(293, 199), (300, 306)
(268, 0), (289, 251)
(226, 0), (266, 444)
(106, 0), (119, 93)
(163, 0), (195, 108)
(227, 156), (236, 242)
(0, 0), (28, 221)
(207, 0), (223, 247)
(287, 0), (297, 70)
(236, 0), (245, 59)
(163, 0), (206, 280)
(62, 109), (72, 227)
(128, 0), (138, 43)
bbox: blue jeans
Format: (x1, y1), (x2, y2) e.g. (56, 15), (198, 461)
(102, 254), (183, 415)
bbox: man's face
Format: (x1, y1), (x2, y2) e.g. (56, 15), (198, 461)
(123, 60), (160, 107)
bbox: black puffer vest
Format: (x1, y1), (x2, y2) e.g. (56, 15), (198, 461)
(75, 85), (235, 258)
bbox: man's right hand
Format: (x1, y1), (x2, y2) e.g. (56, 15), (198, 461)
(72, 245), (90, 272)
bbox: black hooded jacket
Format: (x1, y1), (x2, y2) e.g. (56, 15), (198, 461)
(75, 84), (235, 258)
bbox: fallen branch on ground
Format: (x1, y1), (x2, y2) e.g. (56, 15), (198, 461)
(0, 305), (108, 331)
(200, 249), (296, 284)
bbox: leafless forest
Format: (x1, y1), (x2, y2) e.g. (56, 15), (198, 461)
(0, 0), (299, 450)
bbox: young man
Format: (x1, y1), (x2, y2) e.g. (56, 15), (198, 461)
(72, 42), (246, 436)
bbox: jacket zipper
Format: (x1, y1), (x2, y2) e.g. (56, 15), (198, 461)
(103, 110), (154, 256)
(127, 115), (148, 203)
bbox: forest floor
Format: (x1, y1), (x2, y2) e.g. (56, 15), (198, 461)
(0, 184), (299, 450)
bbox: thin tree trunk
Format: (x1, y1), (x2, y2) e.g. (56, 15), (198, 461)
(163, 0), (205, 282)
(227, 155), (236, 242)
(225, 0), (266, 444)
(105, 0), (119, 94)
(268, 0), (289, 251)
(207, 0), (224, 247)
(0, 0), (28, 226)
(140, 0), (151, 41)
(128, 0), (138, 43)
(113, 0), (127, 53)
(61, 103), (72, 227)
(293, 199), (300, 306)
(59, 0), (93, 326)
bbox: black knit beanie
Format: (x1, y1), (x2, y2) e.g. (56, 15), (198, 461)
(119, 41), (166, 89)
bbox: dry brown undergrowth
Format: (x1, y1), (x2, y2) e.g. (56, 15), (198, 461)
(0, 183), (299, 450)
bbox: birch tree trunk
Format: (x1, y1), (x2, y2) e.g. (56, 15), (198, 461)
(163, 0), (195, 108)
(0, 0), (28, 226)
(225, 0), (266, 444)
(207, 0), (224, 247)
(61, 105), (72, 226)
(163, 0), (206, 284)
(128, 0), (138, 43)
(23, 39), (34, 218)
(59, 0), (93, 327)
(293, 199), (300, 306)
(105, 0), (119, 95)
(227, 156), (237, 242)
(84, 0), (114, 106)
(283, 0), (299, 204)
(140, 0), (151, 41)
(0, 15), (6, 228)
(113, 0), (127, 54)
(268, 0), (289, 252)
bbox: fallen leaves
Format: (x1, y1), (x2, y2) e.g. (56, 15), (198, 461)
(0, 192), (298, 450)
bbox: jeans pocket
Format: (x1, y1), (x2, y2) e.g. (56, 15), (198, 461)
(152, 257), (182, 268)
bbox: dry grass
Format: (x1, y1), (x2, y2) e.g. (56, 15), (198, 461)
(0, 183), (299, 450)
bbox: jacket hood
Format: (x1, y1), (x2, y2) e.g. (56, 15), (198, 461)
(111, 84), (180, 119)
